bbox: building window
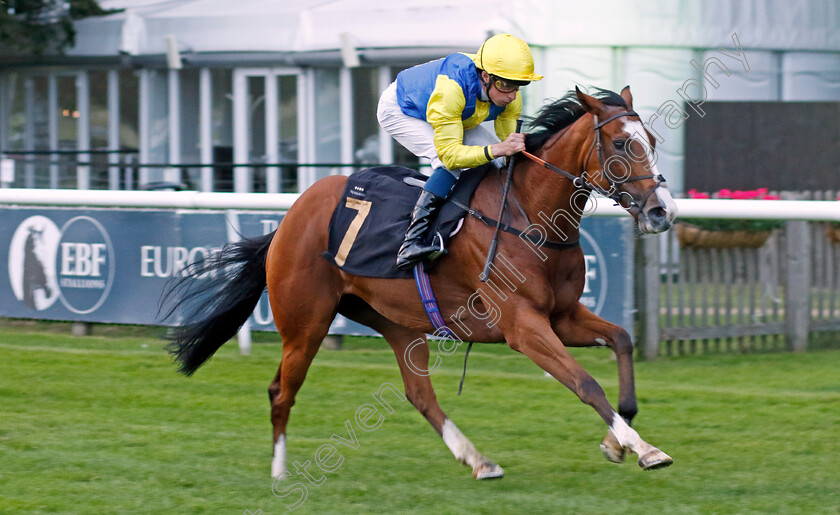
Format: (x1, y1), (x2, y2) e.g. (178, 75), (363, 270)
(119, 70), (139, 151)
(211, 68), (233, 191)
(277, 73), (298, 192)
(5, 74), (25, 150)
(351, 67), (380, 165)
(179, 68), (201, 189)
(146, 70), (169, 165)
(314, 67), (340, 177)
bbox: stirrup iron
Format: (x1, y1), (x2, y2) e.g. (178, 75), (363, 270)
(427, 232), (447, 261)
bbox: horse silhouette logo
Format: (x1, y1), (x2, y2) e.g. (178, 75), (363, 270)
(23, 227), (51, 308)
(8, 216), (61, 311)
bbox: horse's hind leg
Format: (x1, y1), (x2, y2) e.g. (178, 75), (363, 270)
(266, 325), (328, 478)
(266, 273), (341, 478)
(267, 331), (325, 479)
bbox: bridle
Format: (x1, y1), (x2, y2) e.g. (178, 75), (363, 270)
(521, 110), (666, 212)
(452, 108), (670, 264)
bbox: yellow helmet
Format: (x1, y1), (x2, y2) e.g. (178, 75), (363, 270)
(471, 34), (543, 82)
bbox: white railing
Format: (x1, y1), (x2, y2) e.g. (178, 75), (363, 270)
(1, 188), (838, 221)
(588, 196), (840, 220)
(0, 188), (300, 210)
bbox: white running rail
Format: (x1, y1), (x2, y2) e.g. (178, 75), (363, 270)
(1, 188), (838, 221)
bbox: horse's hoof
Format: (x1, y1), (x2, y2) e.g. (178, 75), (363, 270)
(638, 449), (673, 470)
(473, 460), (504, 480)
(600, 431), (626, 463)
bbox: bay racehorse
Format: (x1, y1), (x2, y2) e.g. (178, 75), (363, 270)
(162, 86), (678, 480)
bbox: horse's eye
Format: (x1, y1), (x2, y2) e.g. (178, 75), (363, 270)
(614, 140), (626, 151)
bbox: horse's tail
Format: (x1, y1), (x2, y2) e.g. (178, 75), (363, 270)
(159, 231), (275, 375)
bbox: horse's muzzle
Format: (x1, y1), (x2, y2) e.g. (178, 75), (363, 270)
(646, 206), (671, 232)
(638, 187), (677, 234)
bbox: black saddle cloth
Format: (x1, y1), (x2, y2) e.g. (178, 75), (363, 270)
(323, 164), (492, 278)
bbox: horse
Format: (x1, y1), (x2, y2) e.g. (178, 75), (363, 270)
(162, 86), (678, 480)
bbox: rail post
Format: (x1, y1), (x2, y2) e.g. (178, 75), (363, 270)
(784, 221), (811, 352)
(639, 233), (661, 360)
(321, 335), (344, 350)
(237, 319), (252, 355)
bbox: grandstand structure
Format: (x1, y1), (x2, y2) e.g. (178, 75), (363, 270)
(1, 0), (838, 194)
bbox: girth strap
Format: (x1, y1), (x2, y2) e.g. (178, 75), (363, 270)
(413, 262), (456, 339)
(413, 262), (474, 395)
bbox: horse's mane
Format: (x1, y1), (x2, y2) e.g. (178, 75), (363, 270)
(525, 87), (628, 152)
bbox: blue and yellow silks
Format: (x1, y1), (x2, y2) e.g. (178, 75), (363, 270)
(395, 53), (521, 170)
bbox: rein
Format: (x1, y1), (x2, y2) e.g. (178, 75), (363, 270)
(480, 119), (523, 282)
(521, 110), (666, 211)
(448, 196), (580, 250)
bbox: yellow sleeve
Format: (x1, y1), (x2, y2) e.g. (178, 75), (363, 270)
(426, 75), (491, 170)
(494, 92), (522, 141)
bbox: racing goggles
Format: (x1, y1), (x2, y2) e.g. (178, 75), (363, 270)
(490, 75), (529, 93)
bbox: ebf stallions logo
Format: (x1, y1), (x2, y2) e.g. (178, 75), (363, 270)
(8, 215), (115, 314)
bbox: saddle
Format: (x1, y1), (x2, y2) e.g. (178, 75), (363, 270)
(323, 164), (492, 278)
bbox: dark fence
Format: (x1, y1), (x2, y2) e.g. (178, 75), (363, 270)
(637, 219), (840, 358)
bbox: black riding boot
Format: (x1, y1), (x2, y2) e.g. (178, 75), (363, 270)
(396, 190), (447, 270)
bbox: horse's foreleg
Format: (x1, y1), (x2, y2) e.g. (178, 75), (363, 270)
(553, 304), (638, 424)
(385, 327), (503, 480)
(509, 311), (672, 470)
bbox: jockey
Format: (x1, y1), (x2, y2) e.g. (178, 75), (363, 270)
(377, 33), (543, 270)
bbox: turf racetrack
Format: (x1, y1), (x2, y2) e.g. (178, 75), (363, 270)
(1, 326), (838, 513)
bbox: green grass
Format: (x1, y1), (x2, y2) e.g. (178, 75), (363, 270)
(1, 324), (839, 514)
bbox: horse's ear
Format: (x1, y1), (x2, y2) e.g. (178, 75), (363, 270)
(575, 86), (605, 114)
(620, 85), (633, 109)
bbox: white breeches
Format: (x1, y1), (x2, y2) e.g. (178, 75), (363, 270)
(376, 81), (503, 176)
